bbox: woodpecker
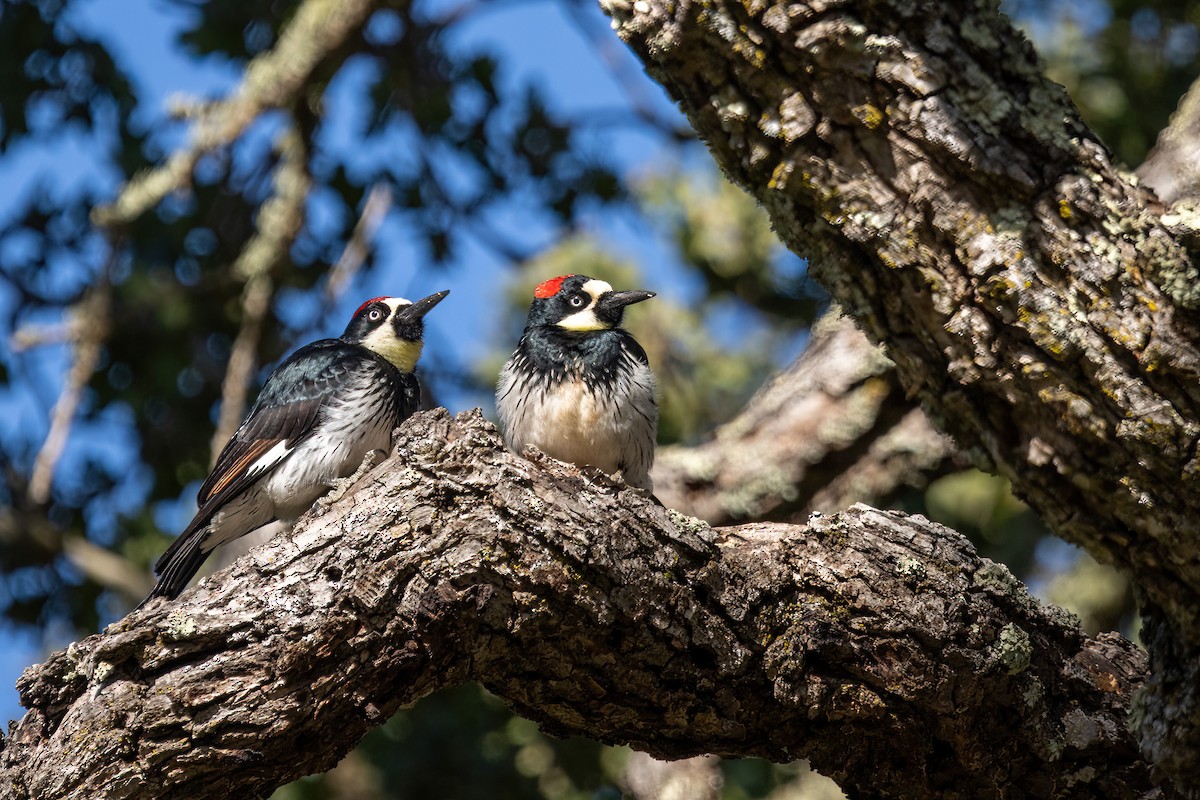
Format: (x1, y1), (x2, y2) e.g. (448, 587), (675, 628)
(496, 274), (657, 491)
(142, 290), (449, 604)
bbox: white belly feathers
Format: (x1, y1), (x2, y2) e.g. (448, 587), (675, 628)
(498, 353), (656, 490)
(264, 378), (395, 518)
(203, 370), (396, 555)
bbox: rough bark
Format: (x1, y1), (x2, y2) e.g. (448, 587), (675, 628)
(598, 0), (1200, 786)
(652, 311), (957, 524)
(0, 411), (1164, 800)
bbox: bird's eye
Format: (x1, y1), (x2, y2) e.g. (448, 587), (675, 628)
(569, 295), (586, 308)
(368, 308), (384, 321)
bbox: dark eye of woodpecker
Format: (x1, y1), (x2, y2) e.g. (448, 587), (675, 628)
(569, 294), (586, 308)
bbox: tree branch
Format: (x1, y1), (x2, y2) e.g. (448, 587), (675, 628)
(27, 279), (110, 506)
(209, 127), (310, 462)
(595, 0), (1200, 784)
(0, 411), (1162, 799)
(652, 311), (957, 524)
(600, 0), (1200, 626)
(324, 184), (392, 304)
(0, 505), (151, 601)
(92, 0), (379, 227)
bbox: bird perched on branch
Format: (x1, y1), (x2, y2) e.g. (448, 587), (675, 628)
(142, 290), (449, 605)
(497, 274), (658, 491)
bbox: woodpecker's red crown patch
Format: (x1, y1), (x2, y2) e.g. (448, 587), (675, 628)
(354, 297), (390, 317)
(534, 275), (574, 299)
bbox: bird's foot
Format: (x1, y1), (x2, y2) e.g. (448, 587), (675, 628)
(626, 484), (664, 507)
(580, 465), (630, 492)
(315, 449), (385, 513)
(609, 470), (663, 505)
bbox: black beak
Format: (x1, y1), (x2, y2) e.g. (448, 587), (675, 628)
(396, 290), (450, 322)
(596, 290), (655, 313)
(593, 289), (654, 326)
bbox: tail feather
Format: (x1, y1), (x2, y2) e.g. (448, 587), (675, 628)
(153, 514), (203, 574)
(138, 533), (209, 608)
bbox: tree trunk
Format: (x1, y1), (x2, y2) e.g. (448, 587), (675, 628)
(598, 0), (1200, 786)
(0, 411), (1165, 799)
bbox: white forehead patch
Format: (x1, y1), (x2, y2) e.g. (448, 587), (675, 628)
(385, 297), (412, 315)
(580, 279), (613, 301)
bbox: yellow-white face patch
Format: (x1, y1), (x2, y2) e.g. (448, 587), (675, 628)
(555, 279), (614, 332)
(361, 297), (424, 372)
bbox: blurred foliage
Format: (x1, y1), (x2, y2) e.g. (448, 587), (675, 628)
(1004, 0), (1200, 165)
(1042, 549), (1134, 637)
(0, 0), (137, 153)
(276, 684), (625, 800)
(271, 683), (846, 799)
(0, 0), (1170, 797)
(636, 170), (822, 321)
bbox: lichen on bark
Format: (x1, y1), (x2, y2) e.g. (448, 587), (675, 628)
(599, 0), (1200, 787)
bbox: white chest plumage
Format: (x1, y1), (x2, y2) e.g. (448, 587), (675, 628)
(498, 351), (657, 490)
(264, 376), (396, 517)
(203, 369), (397, 551)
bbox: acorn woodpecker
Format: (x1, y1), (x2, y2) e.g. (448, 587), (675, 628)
(142, 290), (449, 604)
(496, 274), (658, 490)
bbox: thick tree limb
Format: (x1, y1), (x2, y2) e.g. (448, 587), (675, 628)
(600, 0), (1200, 631)
(597, 0), (1200, 785)
(0, 411), (1163, 799)
(652, 312), (957, 524)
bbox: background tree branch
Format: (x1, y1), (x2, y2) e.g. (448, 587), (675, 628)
(91, 0), (379, 229)
(0, 411), (1162, 800)
(1137, 74), (1200, 204)
(652, 311), (958, 524)
(209, 127), (310, 462)
(26, 279), (110, 507)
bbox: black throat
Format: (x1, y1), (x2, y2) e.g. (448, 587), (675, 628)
(517, 325), (644, 384)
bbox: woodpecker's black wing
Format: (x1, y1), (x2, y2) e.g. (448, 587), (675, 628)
(148, 340), (382, 596)
(194, 345), (354, 509)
